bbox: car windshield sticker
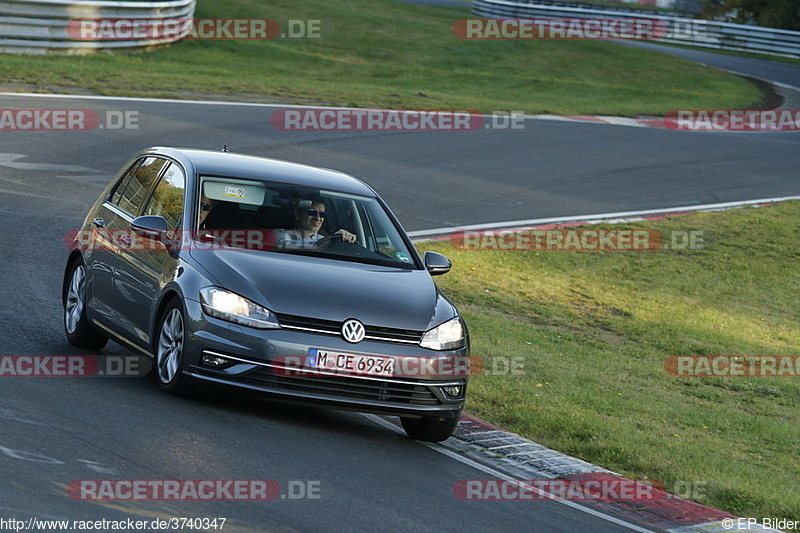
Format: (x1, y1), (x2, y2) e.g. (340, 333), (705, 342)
(224, 186), (247, 198)
(395, 252), (411, 263)
(203, 179), (265, 206)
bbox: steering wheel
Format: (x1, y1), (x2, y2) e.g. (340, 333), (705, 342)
(313, 233), (344, 247)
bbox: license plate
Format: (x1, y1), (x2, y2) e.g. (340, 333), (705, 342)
(308, 349), (395, 377)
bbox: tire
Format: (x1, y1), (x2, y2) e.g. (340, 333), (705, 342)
(63, 257), (108, 350)
(155, 299), (193, 396)
(401, 413), (460, 442)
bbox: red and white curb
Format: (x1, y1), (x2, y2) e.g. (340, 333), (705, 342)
(448, 414), (781, 533)
(528, 77), (800, 131)
(532, 114), (669, 129)
(373, 412), (781, 532)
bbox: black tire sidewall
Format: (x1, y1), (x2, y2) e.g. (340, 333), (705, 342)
(63, 257), (108, 350)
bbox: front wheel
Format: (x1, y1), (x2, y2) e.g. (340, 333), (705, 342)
(401, 414), (459, 442)
(155, 300), (193, 396)
(63, 257), (108, 350)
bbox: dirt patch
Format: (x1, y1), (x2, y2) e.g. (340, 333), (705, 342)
(739, 75), (784, 109)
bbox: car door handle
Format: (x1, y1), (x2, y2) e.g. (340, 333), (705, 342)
(93, 218), (106, 228)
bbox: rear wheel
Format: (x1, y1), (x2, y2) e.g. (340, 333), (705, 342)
(401, 414), (459, 442)
(63, 258), (108, 350)
(155, 300), (193, 396)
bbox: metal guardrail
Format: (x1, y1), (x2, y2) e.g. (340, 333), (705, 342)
(472, 0), (800, 58)
(0, 0), (196, 54)
(495, 0), (686, 17)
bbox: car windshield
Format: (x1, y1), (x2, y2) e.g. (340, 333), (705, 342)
(196, 176), (419, 269)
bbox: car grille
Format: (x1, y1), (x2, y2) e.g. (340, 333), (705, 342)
(239, 366), (442, 406)
(275, 313), (424, 345)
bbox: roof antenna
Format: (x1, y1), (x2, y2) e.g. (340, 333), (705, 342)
(222, 144), (229, 152)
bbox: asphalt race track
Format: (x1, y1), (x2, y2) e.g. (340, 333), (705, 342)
(0, 42), (798, 532)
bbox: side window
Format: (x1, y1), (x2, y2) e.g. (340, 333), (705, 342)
(117, 157), (168, 216)
(142, 163), (186, 230)
(110, 160), (141, 206)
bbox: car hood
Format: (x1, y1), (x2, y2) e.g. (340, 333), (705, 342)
(189, 248), (455, 331)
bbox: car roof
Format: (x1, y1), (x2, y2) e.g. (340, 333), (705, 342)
(145, 147), (378, 197)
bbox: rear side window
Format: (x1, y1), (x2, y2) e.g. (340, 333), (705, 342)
(110, 160), (141, 206)
(116, 157), (168, 215)
(142, 163), (186, 230)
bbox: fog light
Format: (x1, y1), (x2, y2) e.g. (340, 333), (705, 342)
(201, 354), (233, 368)
(442, 385), (463, 398)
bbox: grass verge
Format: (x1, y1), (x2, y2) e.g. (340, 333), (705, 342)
(418, 202), (800, 523)
(0, 0), (761, 115)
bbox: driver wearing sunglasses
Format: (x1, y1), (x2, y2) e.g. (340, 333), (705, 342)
(275, 199), (356, 246)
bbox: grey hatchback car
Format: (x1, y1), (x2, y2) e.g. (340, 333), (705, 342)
(63, 147), (469, 441)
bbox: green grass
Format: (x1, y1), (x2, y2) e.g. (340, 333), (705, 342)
(0, 0), (761, 115)
(418, 202), (800, 523)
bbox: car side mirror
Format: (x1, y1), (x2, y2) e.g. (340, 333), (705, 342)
(424, 251), (451, 276)
(131, 215), (168, 240)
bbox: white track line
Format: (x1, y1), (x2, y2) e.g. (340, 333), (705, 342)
(0, 92), (499, 117)
(366, 414), (656, 532)
(408, 195), (800, 238)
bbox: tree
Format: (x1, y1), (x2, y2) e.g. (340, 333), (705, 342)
(705, 0), (800, 31)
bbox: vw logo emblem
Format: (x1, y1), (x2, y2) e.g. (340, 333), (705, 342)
(342, 319), (365, 343)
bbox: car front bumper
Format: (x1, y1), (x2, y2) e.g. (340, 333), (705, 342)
(182, 298), (468, 419)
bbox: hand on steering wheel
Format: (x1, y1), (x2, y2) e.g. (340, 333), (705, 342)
(335, 229), (357, 243)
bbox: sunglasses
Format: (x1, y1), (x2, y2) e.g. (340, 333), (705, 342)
(306, 209), (327, 219)
(201, 202), (213, 212)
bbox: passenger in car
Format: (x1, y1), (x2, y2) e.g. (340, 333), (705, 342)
(198, 195), (213, 228)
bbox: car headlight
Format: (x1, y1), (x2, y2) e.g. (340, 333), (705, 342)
(420, 317), (466, 351)
(199, 287), (280, 329)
